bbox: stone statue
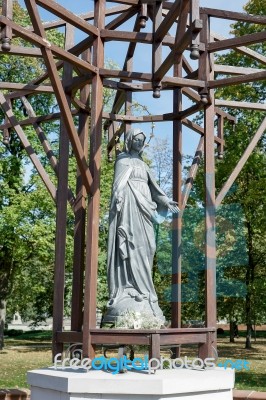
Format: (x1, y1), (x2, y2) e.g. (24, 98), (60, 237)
(104, 128), (179, 326)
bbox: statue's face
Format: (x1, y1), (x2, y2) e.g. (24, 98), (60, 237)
(131, 133), (145, 152)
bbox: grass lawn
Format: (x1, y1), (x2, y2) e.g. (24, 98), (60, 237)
(0, 331), (52, 388)
(216, 334), (266, 392)
(0, 330), (265, 391)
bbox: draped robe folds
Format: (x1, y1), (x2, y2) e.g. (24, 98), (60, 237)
(105, 152), (170, 323)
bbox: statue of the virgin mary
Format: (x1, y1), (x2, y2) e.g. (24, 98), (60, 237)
(104, 128), (179, 325)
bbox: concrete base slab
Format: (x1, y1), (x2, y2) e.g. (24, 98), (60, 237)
(28, 367), (235, 400)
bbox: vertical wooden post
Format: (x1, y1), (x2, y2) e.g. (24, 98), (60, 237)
(152, 1), (162, 98)
(71, 49), (91, 333)
(2, 98), (11, 145)
(217, 115), (224, 159)
(203, 95), (216, 357)
(1, 0), (12, 51)
(52, 25), (74, 358)
(83, 0), (104, 358)
(190, 0), (200, 60)
(125, 58), (132, 133)
(199, 13), (217, 358)
(149, 334), (160, 362)
(171, 64), (182, 341)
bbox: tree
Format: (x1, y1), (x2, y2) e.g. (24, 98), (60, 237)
(215, 0), (266, 348)
(0, 2), (64, 348)
(190, 0), (266, 347)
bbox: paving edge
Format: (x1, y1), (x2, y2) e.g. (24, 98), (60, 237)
(233, 390), (266, 400)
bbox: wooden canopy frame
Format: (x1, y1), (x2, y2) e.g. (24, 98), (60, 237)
(1, 0), (265, 361)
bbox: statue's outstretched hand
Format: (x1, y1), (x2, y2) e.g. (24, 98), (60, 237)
(168, 200), (180, 213)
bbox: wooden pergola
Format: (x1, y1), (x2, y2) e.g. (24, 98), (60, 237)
(1, 0), (265, 361)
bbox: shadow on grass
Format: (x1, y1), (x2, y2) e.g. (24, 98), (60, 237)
(235, 371), (266, 391)
(217, 341), (266, 361)
(17, 348), (51, 354)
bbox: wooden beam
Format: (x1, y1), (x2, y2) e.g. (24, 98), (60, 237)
(0, 16), (98, 75)
(182, 56), (194, 74)
(102, 111), (175, 122)
(0, 92), (57, 202)
(204, 96), (217, 331)
(23, 4), (132, 31)
(101, 29), (153, 43)
(103, 79), (144, 91)
(200, 15), (217, 348)
(212, 31), (266, 66)
(154, 0), (185, 42)
(154, 20), (201, 82)
(214, 107), (236, 123)
(1, 0), (13, 50)
(155, 2), (191, 82)
(35, 0), (99, 36)
(103, 12), (142, 129)
(20, 96), (76, 208)
(182, 118), (224, 147)
(0, 110), (79, 130)
(171, 62), (182, 332)
(201, 7), (266, 25)
(216, 117), (266, 207)
(214, 64), (262, 75)
(182, 136), (204, 208)
(100, 68), (152, 81)
(217, 115), (224, 158)
(21, 97), (58, 172)
(0, 45), (42, 57)
(215, 99), (266, 111)
(52, 24), (74, 357)
(5, 34), (96, 100)
(208, 30), (266, 53)
(209, 70), (266, 88)
(83, 0), (105, 359)
(177, 102), (204, 120)
(152, 1), (163, 96)
(106, 0), (139, 4)
(71, 49), (91, 333)
(190, 0), (201, 58)
(24, 0), (93, 195)
(107, 122), (124, 153)
(0, 82), (54, 93)
(101, 71), (205, 90)
(105, 6), (137, 30)
(182, 117), (203, 134)
(182, 87), (236, 122)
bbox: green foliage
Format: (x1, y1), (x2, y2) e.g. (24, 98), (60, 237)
(0, 2), (64, 333)
(190, 0), (266, 333)
(97, 146), (114, 312)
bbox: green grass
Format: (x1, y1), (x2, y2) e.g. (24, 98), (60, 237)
(0, 331), (52, 388)
(216, 335), (266, 392)
(3, 330), (52, 349)
(0, 331), (265, 391)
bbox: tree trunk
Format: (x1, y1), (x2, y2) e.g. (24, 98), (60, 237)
(246, 323), (252, 349)
(0, 299), (7, 350)
(245, 217), (255, 350)
(229, 320), (235, 343)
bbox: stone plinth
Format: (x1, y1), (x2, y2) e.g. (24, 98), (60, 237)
(28, 367), (235, 400)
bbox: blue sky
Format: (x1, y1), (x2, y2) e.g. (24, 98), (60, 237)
(18, 0), (248, 157)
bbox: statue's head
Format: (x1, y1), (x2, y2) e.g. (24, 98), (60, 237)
(124, 128), (146, 154)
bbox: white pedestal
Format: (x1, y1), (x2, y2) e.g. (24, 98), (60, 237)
(28, 367), (235, 400)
